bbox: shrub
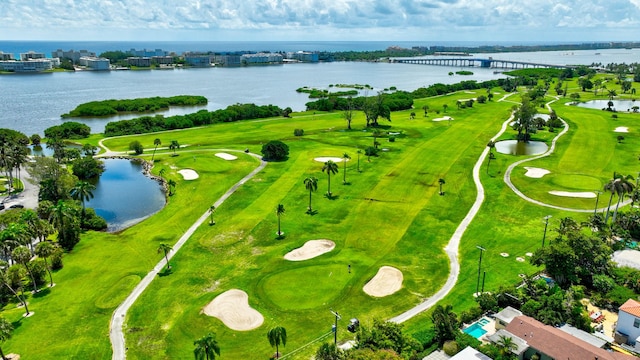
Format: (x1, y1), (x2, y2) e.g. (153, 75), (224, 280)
(72, 157), (105, 180)
(261, 140), (289, 161)
(592, 274), (616, 294)
(129, 140), (144, 155)
(459, 306), (483, 324)
(294, 129), (304, 136)
(30, 258), (48, 287)
(388, 136), (395, 142)
(476, 292), (499, 312)
(364, 146), (378, 157)
(476, 95), (487, 103)
(50, 247), (64, 270)
(82, 208), (108, 231)
(443, 341), (459, 356)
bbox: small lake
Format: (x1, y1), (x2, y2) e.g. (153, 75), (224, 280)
(86, 158), (165, 232)
(27, 144), (81, 157)
(495, 140), (548, 156)
(573, 99), (639, 111)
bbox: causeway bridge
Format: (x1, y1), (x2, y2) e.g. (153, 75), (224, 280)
(393, 57), (571, 69)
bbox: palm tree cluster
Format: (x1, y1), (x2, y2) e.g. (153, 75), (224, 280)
(603, 172), (635, 224)
(0, 129), (29, 194)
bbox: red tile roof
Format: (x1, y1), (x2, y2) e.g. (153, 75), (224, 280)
(620, 299), (640, 318)
(505, 316), (638, 360)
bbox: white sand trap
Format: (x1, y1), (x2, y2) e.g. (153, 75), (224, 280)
(613, 250), (640, 270)
(314, 157), (344, 163)
(284, 240), (336, 261)
(614, 127), (629, 133)
(203, 289), (264, 331)
(178, 169), (199, 180)
(363, 266), (403, 297)
(215, 152), (238, 160)
(464, 91), (476, 94)
(516, 257), (525, 262)
(524, 167), (551, 178)
(433, 116), (454, 122)
(500, 253), (509, 257)
(549, 190), (596, 198)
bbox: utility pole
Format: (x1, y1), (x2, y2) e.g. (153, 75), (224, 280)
(476, 246), (485, 295)
(542, 215), (552, 247)
(330, 309), (341, 347)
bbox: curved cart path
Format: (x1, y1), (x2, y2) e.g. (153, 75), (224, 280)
(390, 100), (516, 323)
(109, 150), (267, 360)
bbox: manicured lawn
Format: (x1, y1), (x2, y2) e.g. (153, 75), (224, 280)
(4, 81), (639, 359)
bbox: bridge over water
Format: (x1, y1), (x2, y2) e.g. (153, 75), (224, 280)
(394, 57), (571, 69)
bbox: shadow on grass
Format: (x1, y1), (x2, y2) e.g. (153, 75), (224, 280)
(342, 181), (351, 186)
(306, 209), (318, 216)
(158, 267), (173, 277)
(324, 194), (340, 200)
(32, 287), (51, 298)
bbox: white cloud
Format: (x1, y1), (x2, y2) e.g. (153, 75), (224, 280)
(1, 0), (640, 41)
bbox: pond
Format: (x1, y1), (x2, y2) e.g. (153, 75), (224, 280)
(27, 144), (82, 157)
(494, 140), (548, 156)
(572, 99), (639, 112)
(86, 158), (165, 232)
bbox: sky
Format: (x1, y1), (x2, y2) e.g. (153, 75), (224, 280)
(2, 0), (640, 43)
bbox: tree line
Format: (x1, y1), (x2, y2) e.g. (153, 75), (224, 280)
(62, 95), (208, 118)
(103, 103), (284, 136)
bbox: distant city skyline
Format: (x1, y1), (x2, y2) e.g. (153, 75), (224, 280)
(2, 0), (640, 43)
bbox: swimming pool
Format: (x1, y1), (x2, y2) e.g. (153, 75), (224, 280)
(463, 323), (487, 339)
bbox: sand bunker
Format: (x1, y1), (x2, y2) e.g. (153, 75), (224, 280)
(614, 127), (629, 133)
(500, 253), (509, 257)
(203, 289), (264, 331)
(284, 240), (336, 261)
(215, 152), (238, 160)
(516, 257), (525, 262)
(524, 167), (550, 178)
(433, 116), (454, 122)
(314, 157), (344, 163)
(178, 169), (199, 180)
(363, 266), (403, 297)
(613, 250), (640, 270)
(549, 190), (596, 198)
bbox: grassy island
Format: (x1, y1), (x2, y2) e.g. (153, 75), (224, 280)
(61, 95), (208, 118)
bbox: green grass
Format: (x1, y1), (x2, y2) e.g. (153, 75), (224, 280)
(3, 84), (640, 359)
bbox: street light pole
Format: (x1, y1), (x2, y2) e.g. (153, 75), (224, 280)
(476, 246), (485, 295)
(330, 309), (341, 347)
(542, 215), (552, 248)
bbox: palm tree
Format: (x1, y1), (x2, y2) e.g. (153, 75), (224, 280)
(48, 200), (74, 250)
(276, 204), (285, 237)
(604, 172), (634, 223)
(438, 178), (445, 195)
(70, 180), (96, 224)
(151, 138), (161, 161)
(35, 241), (57, 287)
(322, 160), (339, 197)
(342, 153), (351, 184)
(0, 317), (13, 360)
(0, 262), (29, 316)
(193, 332), (220, 360)
(613, 174), (635, 223)
(159, 168), (166, 178)
(157, 243), (172, 270)
(168, 179), (177, 196)
(496, 335), (517, 356)
(372, 129), (382, 149)
(303, 176), (318, 213)
(422, 105), (429, 117)
(442, 104), (448, 113)
(208, 205), (216, 225)
(12, 245), (38, 293)
(267, 326), (287, 359)
(431, 304), (458, 345)
(169, 140), (180, 156)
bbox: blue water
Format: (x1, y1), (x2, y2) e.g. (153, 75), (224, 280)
(478, 318), (490, 325)
(463, 323), (487, 339)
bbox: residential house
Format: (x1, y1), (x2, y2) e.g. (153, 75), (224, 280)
(616, 299), (640, 352)
(494, 306), (523, 330)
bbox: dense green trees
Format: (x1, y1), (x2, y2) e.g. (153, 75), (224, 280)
(431, 305), (459, 345)
(512, 97), (537, 142)
(104, 103), (283, 136)
(62, 95), (208, 118)
(0, 129), (29, 194)
(44, 122), (91, 139)
(261, 140), (289, 161)
(71, 156), (105, 180)
(0, 317), (13, 360)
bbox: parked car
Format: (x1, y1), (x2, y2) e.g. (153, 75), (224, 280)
(0, 204), (4, 211)
(9, 204), (24, 209)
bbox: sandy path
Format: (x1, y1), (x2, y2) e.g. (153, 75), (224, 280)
(203, 289), (264, 331)
(284, 240), (335, 261)
(363, 266), (403, 297)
